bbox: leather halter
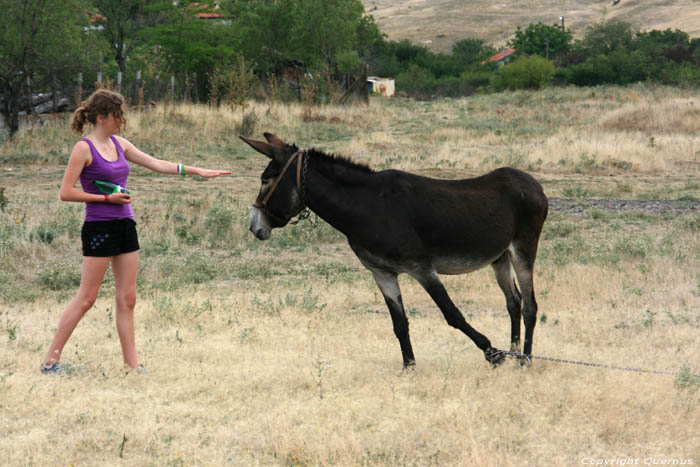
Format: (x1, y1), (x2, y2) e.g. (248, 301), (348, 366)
(253, 150), (304, 213)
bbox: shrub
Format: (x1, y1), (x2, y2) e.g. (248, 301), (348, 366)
(395, 64), (436, 98)
(39, 261), (81, 291)
(204, 203), (238, 247)
(491, 55), (556, 91)
(460, 68), (494, 91)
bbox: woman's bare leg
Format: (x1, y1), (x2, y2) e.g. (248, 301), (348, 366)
(111, 250), (139, 368)
(43, 256), (111, 366)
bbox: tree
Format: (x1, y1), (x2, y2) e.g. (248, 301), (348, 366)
(145, 4), (235, 78)
(93, 0), (167, 74)
(452, 38), (495, 65)
(635, 29), (692, 63)
(578, 19), (634, 56)
(226, 0), (298, 76)
(510, 22), (572, 58)
(0, 0), (100, 137)
(226, 0), (381, 93)
(289, 0), (381, 75)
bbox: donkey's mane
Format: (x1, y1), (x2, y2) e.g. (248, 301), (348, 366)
(307, 148), (375, 175)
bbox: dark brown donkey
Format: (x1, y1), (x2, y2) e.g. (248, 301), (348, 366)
(242, 133), (548, 368)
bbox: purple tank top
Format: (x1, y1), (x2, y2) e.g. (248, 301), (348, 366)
(78, 135), (134, 221)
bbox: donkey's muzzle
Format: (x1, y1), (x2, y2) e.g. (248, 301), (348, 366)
(249, 205), (271, 241)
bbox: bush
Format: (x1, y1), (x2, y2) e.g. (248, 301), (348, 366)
(39, 261), (81, 291)
(460, 68), (494, 91)
(491, 55), (556, 91)
(657, 62), (700, 87)
(395, 64), (436, 98)
(204, 203), (239, 247)
(561, 50), (647, 86)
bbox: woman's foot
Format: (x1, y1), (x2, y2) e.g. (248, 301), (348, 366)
(41, 362), (65, 375)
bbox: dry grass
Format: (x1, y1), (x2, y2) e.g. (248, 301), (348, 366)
(1, 85), (700, 465)
(362, 0), (700, 52)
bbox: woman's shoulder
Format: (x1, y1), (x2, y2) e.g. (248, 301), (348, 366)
(112, 134), (132, 148)
(72, 138), (92, 156)
(69, 138), (93, 167)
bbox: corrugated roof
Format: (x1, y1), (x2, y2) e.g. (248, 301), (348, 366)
(489, 48), (516, 62)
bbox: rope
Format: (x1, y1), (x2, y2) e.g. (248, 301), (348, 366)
(497, 350), (699, 377)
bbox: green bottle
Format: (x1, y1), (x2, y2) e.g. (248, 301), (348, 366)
(94, 180), (130, 194)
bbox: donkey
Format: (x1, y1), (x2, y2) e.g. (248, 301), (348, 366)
(241, 133), (548, 368)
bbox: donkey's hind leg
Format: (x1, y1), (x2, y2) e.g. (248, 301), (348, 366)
(413, 268), (503, 365)
(371, 269), (416, 369)
(492, 252), (522, 352)
(511, 245), (539, 357)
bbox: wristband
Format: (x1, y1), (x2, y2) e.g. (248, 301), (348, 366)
(177, 163), (186, 177)
(104, 194), (109, 203)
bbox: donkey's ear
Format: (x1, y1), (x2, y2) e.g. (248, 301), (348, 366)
(239, 135), (287, 163)
(263, 133), (287, 147)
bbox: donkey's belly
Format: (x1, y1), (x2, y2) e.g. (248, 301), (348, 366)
(433, 253), (503, 275)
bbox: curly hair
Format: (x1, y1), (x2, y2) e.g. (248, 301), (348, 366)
(70, 89), (126, 135)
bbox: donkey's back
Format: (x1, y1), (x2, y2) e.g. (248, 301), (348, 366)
(366, 167), (548, 271)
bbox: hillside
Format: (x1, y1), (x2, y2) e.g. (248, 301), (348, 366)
(361, 0), (700, 53)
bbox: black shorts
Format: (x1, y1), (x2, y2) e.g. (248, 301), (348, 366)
(81, 218), (140, 257)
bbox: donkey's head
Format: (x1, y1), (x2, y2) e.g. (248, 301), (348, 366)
(240, 133), (306, 240)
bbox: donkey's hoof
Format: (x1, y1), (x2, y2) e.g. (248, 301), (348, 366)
(518, 354), (532, 367)
(485, 348), (505, 367)
(402, 360), (416, 372)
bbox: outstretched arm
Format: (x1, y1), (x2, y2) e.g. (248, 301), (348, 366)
(116, 136), (231, 178)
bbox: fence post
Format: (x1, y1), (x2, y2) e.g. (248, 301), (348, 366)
(25, 76), (33, 115)
(135, 70), (141, 108)
(96, 71), (103, 89)
(52, 74), (58, 113)
(153, 75), (160, 102)
(193, 72), (198, 102)
(76, 72), (83, 106)
(117, 71), (123, 94)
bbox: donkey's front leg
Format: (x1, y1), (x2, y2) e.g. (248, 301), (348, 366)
(371, 270), (416, 369)
(414, 269), (505, 366)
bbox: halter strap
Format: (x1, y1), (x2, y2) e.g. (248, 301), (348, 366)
(256, 151), (303, 208)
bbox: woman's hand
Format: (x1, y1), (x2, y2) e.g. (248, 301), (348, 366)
(107, 193), (132, 204)
(195, 168), (232, 178)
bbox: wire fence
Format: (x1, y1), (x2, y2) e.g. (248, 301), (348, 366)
(75, 70), (206, 108)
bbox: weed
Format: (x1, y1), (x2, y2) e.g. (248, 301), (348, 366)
(236, 110), (258, 137)
(4, 316), (17, 341)
(310, 343), (331, 400)
(542, 214), (576, 240)
(613, 236), (653, 260)
(407, 306), (422, 317)
(204, 203), (237, 247)
(675, 363), (700, 393)
(562, 185), (590, 198)
(30, 224), (55, 244)
(0, 187), (7, 212)
(38, 261), (81, 291)
(641, 309), (656, 328)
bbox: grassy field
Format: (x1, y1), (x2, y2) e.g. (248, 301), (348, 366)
(362, 0), (700, 52)
(1, 85), (699, 465)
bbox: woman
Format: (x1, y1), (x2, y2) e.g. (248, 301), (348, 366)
(42, 89), (230, 374)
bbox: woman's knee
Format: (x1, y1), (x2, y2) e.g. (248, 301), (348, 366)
(75, 292), (98, 312)
(116, 291), (137, 310)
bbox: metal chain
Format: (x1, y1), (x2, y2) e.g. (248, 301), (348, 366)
(289, 152), (314, 226)
(497, 350), (697, 377)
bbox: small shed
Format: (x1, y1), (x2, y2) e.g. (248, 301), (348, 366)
(367, 77), (395, 97)
(488, 48), (517, 66)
